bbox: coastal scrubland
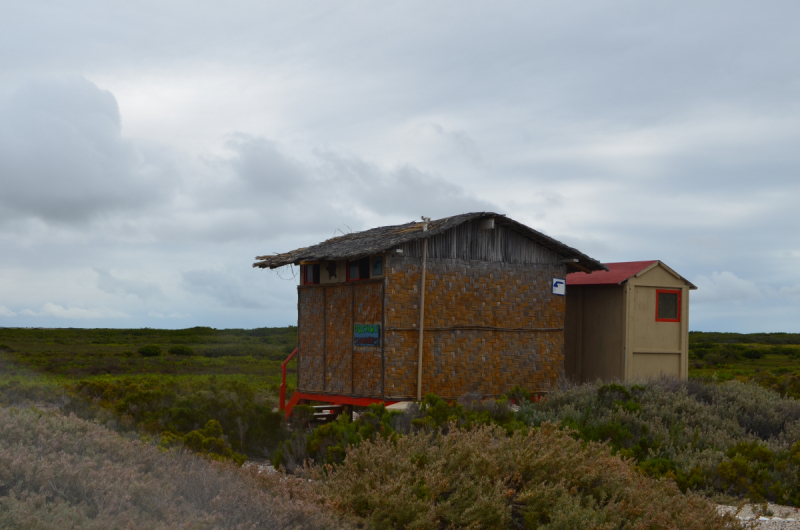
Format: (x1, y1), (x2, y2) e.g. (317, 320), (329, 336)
(2, 327), (800, 528)
(0, 326), (297, 462)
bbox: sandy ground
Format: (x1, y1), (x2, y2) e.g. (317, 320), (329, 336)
(718, 504), (800, 529)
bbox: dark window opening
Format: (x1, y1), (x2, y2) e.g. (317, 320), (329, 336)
(656, 289), (680, 322)
(347, 257), (371, 281)
(372, 256), (383, 276)
(302, 264), (320, 285)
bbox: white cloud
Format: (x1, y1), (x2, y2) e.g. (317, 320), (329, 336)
(0, 76), (174, 224)
(0, 306), (16, 317)
(21, 303), (128, 319)
(692, 271), (763, 304)
(2, 3), (800, 331)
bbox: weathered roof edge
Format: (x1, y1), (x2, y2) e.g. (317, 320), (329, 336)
(253, 212), (607, 272)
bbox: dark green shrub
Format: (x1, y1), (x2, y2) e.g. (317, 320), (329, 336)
(506, 384), (531, 403)
(159, 420), (246, 465)
(137, 345), (162, 357)
(168, 344), (195, 356)
(743, 349), (764, 360)
(69, 376), (287, 460)
(689, 342), (717, 359)
(274, 395), (526, 471)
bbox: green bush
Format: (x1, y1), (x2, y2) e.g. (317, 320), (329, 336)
(517, 378), (800, 505)
(273, 394), (524, 470)
(767, 345), (797, 356)
(320, 423), (739, 530)
(68, 376), (287, 460)
(743, 349), (764, 360)
(168, 344), (195, 356)
(159, 420), (246, 465)
(137, 344), (162, 357)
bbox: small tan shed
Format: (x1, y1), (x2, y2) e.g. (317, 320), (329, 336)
(564, 261), (697, 383)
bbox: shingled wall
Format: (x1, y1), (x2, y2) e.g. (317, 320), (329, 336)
(297, 253), (568, 401)
(382, 255), (566, 400)
(297, 281), (383, 398)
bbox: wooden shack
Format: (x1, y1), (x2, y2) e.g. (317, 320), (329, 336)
(255, 212), (606, 412)
(564, 260), (697, 383)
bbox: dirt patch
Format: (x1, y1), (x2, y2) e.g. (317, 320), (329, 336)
(718, 504), (800, 529)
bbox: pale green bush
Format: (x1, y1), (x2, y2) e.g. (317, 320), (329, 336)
(0, 406), (350, 529)
(518, 377), (800, 504)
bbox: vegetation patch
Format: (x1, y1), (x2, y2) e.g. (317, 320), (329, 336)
(0, 326), (298, 464)
(0, 406), (346, 529)
(518, 378), (800, 506)
(318, 423), (738, 529)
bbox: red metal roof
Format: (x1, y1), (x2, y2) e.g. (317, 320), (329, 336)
(566, 260), (658, 286)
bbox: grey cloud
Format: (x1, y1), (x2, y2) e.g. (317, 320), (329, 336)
(2, 2), (800, 332)
(0, 76), (173, 223)
(95, 268), (164, 301)
(181, 269), (268, 309)
(225, 134), (309, 198)
(195, 134), (496, 243)
(318, 153), (495, 219)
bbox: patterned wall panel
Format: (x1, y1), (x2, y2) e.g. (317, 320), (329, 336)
(325, 285), (353, 394)
(352, 282), (383, 397)
(383, 255), (566, 400)
(297, 288), (325, 392)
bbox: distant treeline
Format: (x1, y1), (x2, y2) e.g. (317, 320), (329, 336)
(689, 331), (800, 345)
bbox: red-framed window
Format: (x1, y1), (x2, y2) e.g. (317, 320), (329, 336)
(301, 264), (320, 285)
(656, 289), (681, 322)
(347, 257), (371, 281)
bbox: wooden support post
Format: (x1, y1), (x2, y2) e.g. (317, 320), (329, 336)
(417, 216), (430, 401)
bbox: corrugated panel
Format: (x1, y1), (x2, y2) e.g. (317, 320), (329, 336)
(566, 261), (658, 286)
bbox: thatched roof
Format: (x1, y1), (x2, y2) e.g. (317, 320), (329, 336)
(253, 212), (607, 272)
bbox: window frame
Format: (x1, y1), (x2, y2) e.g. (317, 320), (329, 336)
(655, 289), (681, 322)
(346, 257), (371, 282)
(301, 263), (320, 286)
(371, 256), (383, 277)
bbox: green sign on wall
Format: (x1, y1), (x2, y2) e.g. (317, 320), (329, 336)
(354, 323), (380, 347)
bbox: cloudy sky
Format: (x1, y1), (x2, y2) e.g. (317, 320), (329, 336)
(1, 1), (799, 332)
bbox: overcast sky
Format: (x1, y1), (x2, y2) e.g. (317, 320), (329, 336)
(1, 1), (799, 332)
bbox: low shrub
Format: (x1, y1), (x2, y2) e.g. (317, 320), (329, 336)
(273, 394), (523, 470)
(743, 349), (764, 359)
(767, 345), (798, 356)
(67, 376), (288, 460)
(0, 406), (348, 529)
(751, 371), (800, 400)
(320, 423), (740, 530)
(159, 419), (246, 465)
(137, 344), (162, 357)
(168, 344), (195, 356)
(518, 378), (800, 505)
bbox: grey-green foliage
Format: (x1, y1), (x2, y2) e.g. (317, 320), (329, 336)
(517, 377), (800, 503)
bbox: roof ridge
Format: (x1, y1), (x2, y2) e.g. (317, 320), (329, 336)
(253, 212), (606, 272)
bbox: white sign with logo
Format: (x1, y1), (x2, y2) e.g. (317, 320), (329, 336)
(552, 278), (566, 296)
